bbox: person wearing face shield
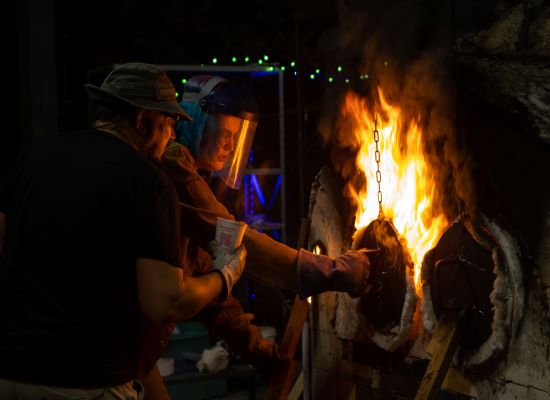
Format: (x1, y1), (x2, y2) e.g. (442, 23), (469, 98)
(158, 75), (371, 388)
(177, 76), (258, 190)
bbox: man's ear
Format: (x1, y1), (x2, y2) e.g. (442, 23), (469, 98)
(135, 109), (146, 132)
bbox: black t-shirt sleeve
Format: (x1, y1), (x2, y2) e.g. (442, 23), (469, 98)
(137, 175), (182, 268)
(0, 172), (8, 213)
(0, 154), (21, 213)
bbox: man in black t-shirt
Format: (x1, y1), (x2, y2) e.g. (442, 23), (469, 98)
(0, 63), (246, 399)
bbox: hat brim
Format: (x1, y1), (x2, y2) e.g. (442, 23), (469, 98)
(84, 84), (192, 121)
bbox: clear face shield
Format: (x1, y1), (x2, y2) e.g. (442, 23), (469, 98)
(217, 118), (257, 189)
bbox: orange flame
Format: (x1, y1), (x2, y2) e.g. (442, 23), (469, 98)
(344, 88), (448, 287)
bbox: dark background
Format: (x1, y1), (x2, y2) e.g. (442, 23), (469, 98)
(8, 0), (539, 243)
(7, 0), (549, 331)
(7, 0), (345, 332)
(6, 0), (346, 247)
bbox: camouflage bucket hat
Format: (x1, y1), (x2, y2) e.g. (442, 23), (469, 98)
(84, 62), (191, 120)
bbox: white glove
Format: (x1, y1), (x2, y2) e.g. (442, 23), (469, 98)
(208, 240), (247, 300)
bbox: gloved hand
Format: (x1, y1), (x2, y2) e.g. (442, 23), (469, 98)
(209, 240), (247, 301)
(297, 249), (370, 299)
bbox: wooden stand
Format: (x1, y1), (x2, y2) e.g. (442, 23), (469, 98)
(415, 309), (468, 400)
(264, 218), (311, 400)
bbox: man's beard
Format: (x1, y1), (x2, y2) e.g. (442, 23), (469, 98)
(141, 131), (164, 164)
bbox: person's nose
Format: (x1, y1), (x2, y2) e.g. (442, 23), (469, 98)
(223, 134), (234, 151)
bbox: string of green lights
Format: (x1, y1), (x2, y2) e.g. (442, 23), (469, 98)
(180, 54), (385, 84)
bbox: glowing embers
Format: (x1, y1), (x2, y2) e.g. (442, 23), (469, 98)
(354, 219), (409, 332)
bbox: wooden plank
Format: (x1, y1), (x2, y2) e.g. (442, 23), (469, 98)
(265, 359), (299, 400)
(414, 310), (467, 400)
(264, 296), (310, 400)
(288, 371), (304, 400)
(280, 296), (310, 356)
(264, 218), (311, 400)
(441, 367), (477, 397)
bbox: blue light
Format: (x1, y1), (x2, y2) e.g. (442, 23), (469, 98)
(245, 151), (254, 216)
(242, 147), (284, 244)
(251, 293), (257, 299)
(268, 175), (282, 210)
(250, 70), (279, 77)
(251, 175), (267, 207)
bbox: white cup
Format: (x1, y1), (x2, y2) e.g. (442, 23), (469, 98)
(215, 218), (248, 253)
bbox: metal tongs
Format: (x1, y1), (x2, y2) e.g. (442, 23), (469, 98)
(357, 247), (381, 254)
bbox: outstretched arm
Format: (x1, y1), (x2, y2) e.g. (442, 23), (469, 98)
(162, 140), (372, 300)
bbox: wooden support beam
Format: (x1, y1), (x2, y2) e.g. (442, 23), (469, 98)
(280, 296), (310, 357)
(287, 371), (304, 400)
(415, 310), (467, 400)
(264, 218), (311, 400)
(265, 358), (299, 400)
(264, 294), (310, 399)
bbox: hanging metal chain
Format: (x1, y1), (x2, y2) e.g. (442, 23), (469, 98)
(374, 114), (383, 219)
